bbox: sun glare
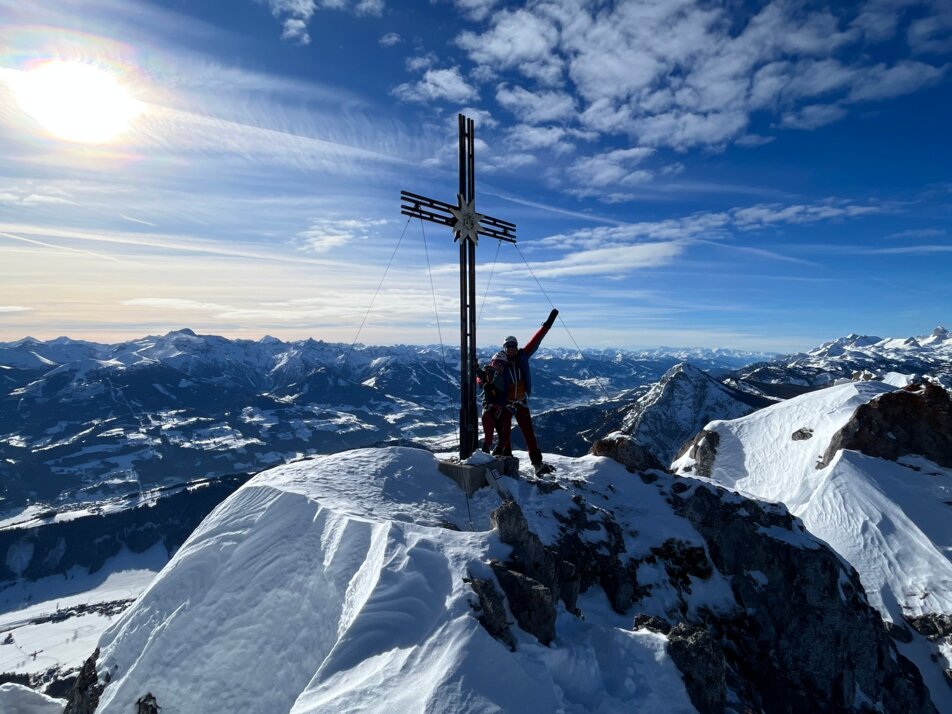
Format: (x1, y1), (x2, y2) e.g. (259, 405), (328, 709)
(10, 60), (144, 144)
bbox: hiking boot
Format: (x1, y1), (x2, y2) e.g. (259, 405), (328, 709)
(534, 462), (554, 477)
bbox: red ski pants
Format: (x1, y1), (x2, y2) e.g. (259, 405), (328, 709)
(482, 405), (511, 450)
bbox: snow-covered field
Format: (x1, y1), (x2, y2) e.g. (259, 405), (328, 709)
(0, 545), (167, 681)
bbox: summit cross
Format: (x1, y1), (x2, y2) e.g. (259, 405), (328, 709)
(400, 114), (517, 460)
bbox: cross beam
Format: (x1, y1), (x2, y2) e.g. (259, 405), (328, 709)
(400, 114), (517, 460)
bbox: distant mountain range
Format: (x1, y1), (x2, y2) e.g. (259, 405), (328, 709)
(0, 329), (774, 517)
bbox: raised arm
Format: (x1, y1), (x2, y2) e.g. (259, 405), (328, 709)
(522, 309), (558, 357)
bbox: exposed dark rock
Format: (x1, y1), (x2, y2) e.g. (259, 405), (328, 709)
(791, 428), (813, 441)
(486, 499), (580, 644)
(590, 433), (667, 472)
(43, 674), (77, 700)
(667, 623), (727, 714)
(136, 692), (160, 713)
(677, 430), (720, 478)
(475, 464), (937, 713)
(489, 562), (556, 646)
(818, 382), (952, 469)
(885, 620), (915, 643)
(633, 613), (671, 635)
(63, 647), (104, 714)
(650, 539), (712, 594)
(0, 672), (31, 687)
(673, 484), (936, 714)
(467, 575), (516, 651)
(906, 613), (952, 642)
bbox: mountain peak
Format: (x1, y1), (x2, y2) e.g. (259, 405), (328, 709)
(932, 326), (949, 338)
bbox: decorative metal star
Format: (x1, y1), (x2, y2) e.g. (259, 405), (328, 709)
(449, 193), (484, 245)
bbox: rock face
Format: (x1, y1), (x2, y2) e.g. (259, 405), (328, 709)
(611, 363), (770, 466)
(589, 432), (666, 472)
(818, 382), (952, 469)
(63, 648), (104, 714)
(673, 484), (935, 714)
(674, 430), (720, 478)
(480, 473), (937, 714)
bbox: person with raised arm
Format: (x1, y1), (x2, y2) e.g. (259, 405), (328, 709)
(497, 308), (558, 476)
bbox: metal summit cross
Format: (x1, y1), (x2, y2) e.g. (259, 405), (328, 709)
(400, 114), (517, 460)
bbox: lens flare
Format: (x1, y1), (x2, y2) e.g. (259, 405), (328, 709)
(9, 59), (144, 143)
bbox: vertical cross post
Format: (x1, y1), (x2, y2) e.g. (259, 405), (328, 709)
(459, 114), (478, 459)
(400, 115), (517, 461)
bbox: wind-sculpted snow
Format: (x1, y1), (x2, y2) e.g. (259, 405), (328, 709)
(673, 381), (952, 710)
(91, 448), (696, 713)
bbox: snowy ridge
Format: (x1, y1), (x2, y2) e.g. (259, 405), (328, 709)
(732, 326), (952, 391)
(92, 448), (697, 713)
(672, 381), (952, 710)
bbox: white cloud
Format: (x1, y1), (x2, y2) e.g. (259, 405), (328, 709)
(506, 124), (573, 152)
(393, 67), (478, 103)
(452, 0), (952, 153)
(506, 242), (687, 278)
(281, 18), (311, 45)
(0, 306), (32, 313)
(379, 32), (402, 47)
(452, 0), (499, 22)
(566, 148), (655, 188)
(295, 218), (387, 253)
(780, 103), (847, 130)
(495, 84), (576, 124)
(123, 298), (229, 312)
(262, 0), (384, 44)
(457, 8), (562, 84)
(847, 60), (948, 101)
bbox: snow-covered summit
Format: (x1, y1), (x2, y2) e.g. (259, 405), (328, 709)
(88, 448), (697, 713)
(80, 446), (934, 713)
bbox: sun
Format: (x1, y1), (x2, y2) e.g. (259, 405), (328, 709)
(10, 60), (144, 144)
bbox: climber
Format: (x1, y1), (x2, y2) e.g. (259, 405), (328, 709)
(497, 308), (559, 475)
(475, 351), (511, 455)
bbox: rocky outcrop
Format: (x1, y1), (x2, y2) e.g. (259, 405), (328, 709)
(672, 483), (935, 714)
(666, 624), (727, 714)
(478, 470), (937, 713)
(675, 430), (720, 478)
(467, 575), (516, 651)
(818, 382), (952, 469)
(590, 433), (666, 472)
(63, 648), (104, 714)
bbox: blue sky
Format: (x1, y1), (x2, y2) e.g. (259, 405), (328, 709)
(0, 0), (949, 351)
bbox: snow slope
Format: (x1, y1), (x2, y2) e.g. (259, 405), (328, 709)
(672, 381), (952, 710)
(93, 448), (698, 714)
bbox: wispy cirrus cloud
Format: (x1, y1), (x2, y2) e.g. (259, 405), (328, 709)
(0, 306), (32, 313)
(294, 218), (388, 254)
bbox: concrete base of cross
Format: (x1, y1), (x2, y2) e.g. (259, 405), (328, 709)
(438, 456), (520, 497)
